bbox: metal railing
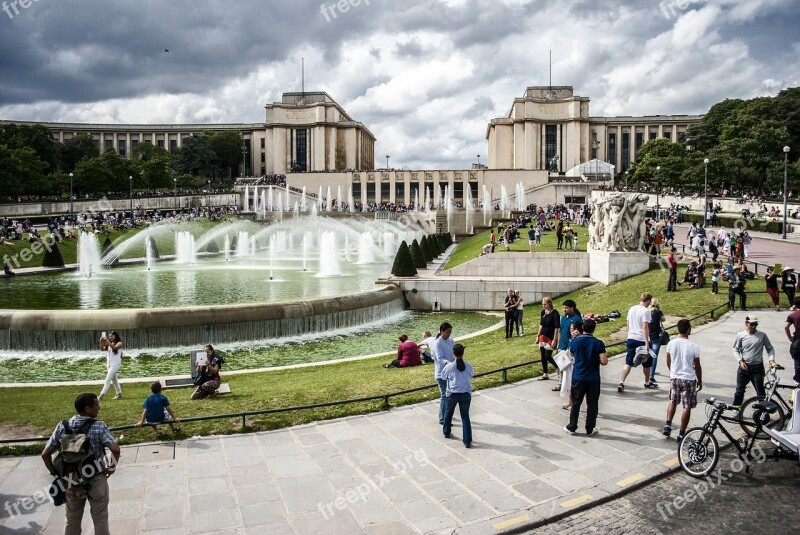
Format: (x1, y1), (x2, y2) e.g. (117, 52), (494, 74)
(0, 299), (746, 446)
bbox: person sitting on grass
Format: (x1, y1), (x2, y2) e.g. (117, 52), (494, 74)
(136, 381), (181, 439)
(384, 334), (423, 368)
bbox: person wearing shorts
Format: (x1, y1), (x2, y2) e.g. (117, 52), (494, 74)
(618, 292), (657, 392)
(663, 319), (702, 442)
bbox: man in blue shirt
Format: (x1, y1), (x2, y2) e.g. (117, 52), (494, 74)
(564, 319), (608, 436)
(555, 299), (582, 352)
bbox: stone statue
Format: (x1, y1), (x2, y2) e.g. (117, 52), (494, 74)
(588, 192), (650, 252)
(548, 154), (559, 173)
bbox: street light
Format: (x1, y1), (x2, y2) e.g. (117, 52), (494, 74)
(173, 177), (178, 211)
(207, 180), (212, 209)
(703, 158), (710, 227)
(477, 154), (481, 167)
(784, 145), (791, 239)
(386, 155), (390, 169)
(68, 172), (74, 215)
(592, 139), (600, 190)
(129, 175), (133, 216)
(656, 166), (660, 220)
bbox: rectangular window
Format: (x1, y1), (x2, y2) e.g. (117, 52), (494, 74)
(424, 182), (434, 201)
(118, 139), (126, 157)
(410, 182), (419, 203)
(105, 139), (113, 151)
(92, 139), (100, 151)
(352, 183), (361, 202)
(157, 140), (165, 149)
(260, 138), (265, 149)
(677, 131), (686, 144)
(260, 153), (265, 163)
(453, 181), (464, 200)
(649, 132), (657, 141)
(608, 133), (617, 167)
(439, 182), (447, 203)
(366, 183), (376, 203)
(295, 129), (307, 172)
(381, 183), (390, 202)
(395, 182), (404, 202)
(131, 139), (139, 151)
(664, 131), (671, 140)
(622, 133), (630, 172)
(545, 125), (558, 169)
(169, 139), (177, 153)
(635, 133), (643, 155)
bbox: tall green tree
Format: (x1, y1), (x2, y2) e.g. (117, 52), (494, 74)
(133, 143), (171, 189)
(59, 134), (99, 173)
(172, 135), (215, 177)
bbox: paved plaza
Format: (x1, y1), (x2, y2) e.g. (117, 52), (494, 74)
(1, 309), (795, 534)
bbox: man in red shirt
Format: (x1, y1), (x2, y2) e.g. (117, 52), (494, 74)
(667, 246), (678, 292)
(384, 334), (422, 368)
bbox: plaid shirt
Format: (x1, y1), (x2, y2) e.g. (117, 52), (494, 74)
(45, 415), (116, 469)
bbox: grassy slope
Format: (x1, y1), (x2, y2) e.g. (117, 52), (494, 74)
(444, 225), (590, 271)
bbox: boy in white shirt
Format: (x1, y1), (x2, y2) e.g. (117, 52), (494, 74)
(663, 319), (702, 442)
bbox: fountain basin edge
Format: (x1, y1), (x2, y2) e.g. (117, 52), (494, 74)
(0, 285), (404, 352)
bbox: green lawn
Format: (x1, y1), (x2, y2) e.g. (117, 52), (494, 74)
(1, 264), (756, 455)
(444, 224), (590, 271)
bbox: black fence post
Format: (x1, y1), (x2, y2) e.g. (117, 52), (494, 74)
(383, 396), (390, 410)
(502, 369), (508, 383)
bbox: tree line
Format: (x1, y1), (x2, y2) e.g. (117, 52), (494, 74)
(0, 125), (246, 200)
(628, 87), (800, 196)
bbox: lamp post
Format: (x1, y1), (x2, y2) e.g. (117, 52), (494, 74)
(592, 139), (600, 190)
(477, 154), (481, 167)
(703, 158), (710, 227)
(386, 155), (390, 169)
(784, 145), (791, 239)
(656, 166), (660, 220)
(68, 172), (74, 215)
(173, 177), (178, 211)
(128, 175), (133, 216)
(207, 180), (211, 209)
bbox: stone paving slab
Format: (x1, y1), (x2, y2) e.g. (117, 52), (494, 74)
(0, 309), (792, 534)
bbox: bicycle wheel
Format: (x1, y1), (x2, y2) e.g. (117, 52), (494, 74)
(678, 427), (719, 478)
(738, 395), (786, 439)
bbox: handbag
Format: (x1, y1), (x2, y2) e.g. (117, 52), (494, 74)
(659, 330), (670, 346)
(554, 350), (572, 372)
(192, 371), (207, 387)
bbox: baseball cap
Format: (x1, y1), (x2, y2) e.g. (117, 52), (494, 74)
(745, 315), (759, 324)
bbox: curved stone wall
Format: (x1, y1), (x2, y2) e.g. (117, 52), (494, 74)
(0, 285), (403, 351)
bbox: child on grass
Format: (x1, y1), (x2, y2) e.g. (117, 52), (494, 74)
(136, 381), (181, 439)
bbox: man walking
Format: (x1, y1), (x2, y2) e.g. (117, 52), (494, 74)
(732, 315), (776, 406)
(564, 319), (608, 436)
(42, 393), (121, 535)
(728, 266), (747, 310)
(618, 292), (658, 391)
(663, 319), (702, 442)
(552, 299), (582, 389)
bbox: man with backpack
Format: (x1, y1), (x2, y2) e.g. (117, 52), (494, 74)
(41, 393), (120, 535)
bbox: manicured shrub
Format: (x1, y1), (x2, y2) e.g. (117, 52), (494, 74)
(419, 235), (434, 262)
(410, 239), (427, 269)
(207, 239), (219, 253)
(391, 241), (417, 277)
(42, 242), (65, 268)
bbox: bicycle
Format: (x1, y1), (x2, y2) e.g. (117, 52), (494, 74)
(678, 397), (768, 478)
(737, 364), (795, 439)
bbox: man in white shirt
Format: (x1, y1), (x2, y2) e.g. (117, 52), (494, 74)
(618, 292), (657, 392)
(662, 319), (702, 442)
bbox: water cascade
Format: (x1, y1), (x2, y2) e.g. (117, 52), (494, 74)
(145, 237), (155, 271)
(483, 185), (490, 225)
(348, 186), (355, 213)
(500, 184), (509, 215)
(175, 231), (196, 264)
(301, 186), (307, 212)
(358, 232), (375, 264)
(77, 232), (103, 278)
(223, 235), (230, 261)
(237, 231), (250, 257)
(516, 182), (526, 212)
(326, 186), (333, 212)
(466, 187), (474, 234)
(445, 185), (452, 234)
(244, 186), (250, 212)
(318, 231), (341, 276)
(383, 232), (396, 258)
(302, 231), (313, 271)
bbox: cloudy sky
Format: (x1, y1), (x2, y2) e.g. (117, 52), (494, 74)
(1, 0), (798, 169)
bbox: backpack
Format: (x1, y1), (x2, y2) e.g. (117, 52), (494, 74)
(52, 418), (98, 487)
